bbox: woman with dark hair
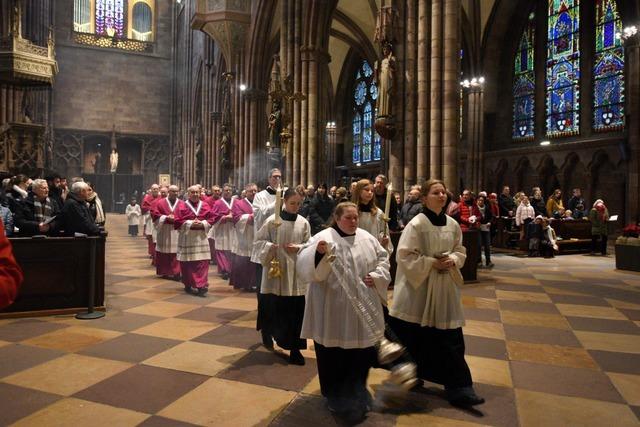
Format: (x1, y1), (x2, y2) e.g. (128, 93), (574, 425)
(351, 179), (392, 254)
(297, 201), (390, 422)
(254, 188), (311, 364)
(85, 182), (106, 226)
(389, 179), (484, 408)
(7, 174), (30, 213)
(308, 183), (334, 235)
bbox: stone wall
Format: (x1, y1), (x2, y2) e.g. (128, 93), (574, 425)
(52, 0), (172, 136)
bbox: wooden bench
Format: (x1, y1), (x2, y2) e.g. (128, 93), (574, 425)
(0, 235), (106, 317)
(550, 219), (592, 254)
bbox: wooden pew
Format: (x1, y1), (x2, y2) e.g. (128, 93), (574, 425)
(550, 219), (592, 254)
(0, 235), (106, 317)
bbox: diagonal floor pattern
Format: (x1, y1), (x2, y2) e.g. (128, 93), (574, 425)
(1, 214), (639, 426)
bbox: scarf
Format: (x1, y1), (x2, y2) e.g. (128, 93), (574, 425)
(33, 197), (53, 223)
(87, 192), (105, 224)
(594, 199), (607, 222)
(12, 185), (28, 198)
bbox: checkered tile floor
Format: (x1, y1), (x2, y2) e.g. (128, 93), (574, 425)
(1, 214), (639, 426)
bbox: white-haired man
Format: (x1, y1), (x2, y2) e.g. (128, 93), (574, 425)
(14, 179), (61, 236)
(61, 181), (101, 236)
(174, 185), (213, 296)
(152, 185), (183, 279)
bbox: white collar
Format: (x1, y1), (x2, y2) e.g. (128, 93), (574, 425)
(166, 198), (179, 212)
(187, 200), (202, 216)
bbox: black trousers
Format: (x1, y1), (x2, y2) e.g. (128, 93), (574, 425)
(591, 234), (608, 254)
(478, 230), (492, 264)
(387, 316), (472, 389)
(257, 293), (306, 350)
(314, 342), (376, 408)
(128, 225), (138, 236)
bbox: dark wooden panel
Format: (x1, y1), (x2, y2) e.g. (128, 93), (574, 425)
(1, 236), (106, 314)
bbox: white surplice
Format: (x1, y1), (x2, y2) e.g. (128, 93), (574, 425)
(358, 209), (394, 254)
(155, 198), (181, 254)
(297, 228), (390, 349)
(251, 189), (276, 263)
(254, 214), (311, 296)
(390, 213), (467, 329)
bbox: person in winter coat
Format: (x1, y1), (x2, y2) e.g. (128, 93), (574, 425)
(308, 184), (334, 235)
(589, 199), (609, 255)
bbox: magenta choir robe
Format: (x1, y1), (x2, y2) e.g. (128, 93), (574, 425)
(174, 199), (213, 289)
(230, 197), (257, 290)
(142, 194), (160, 262)
(210, 197), (236, 276)
(152, 197), (183, 277)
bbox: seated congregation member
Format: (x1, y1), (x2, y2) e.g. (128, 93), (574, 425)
(475, 195), (494, 268)
(546, 189), (565, 219)
(0, 220), (23, 309)
(210, 184), (236, 281)
(400, 185), (423, 227)
(530, 188), (546, 217)
(351, 179), (393, 254)
(254, 188), (311, 365)
(308, 183), (334, 235)
(152, 185), (183, 279)
(86, 183), (106, 227)
(125, 198), (141, 236)
(389, 179), (484, 408)
(230, 183), (258, 291)
(572, 202), (587, 219)
(61, 182), (101, 236)
(6, 174), (31, 213)
(297, 202), (390, 422)
(14, 179), (61, 237)
(567, 188), (585, 214)
(174, 186), (213, 296)
(589, 199), (609, 255)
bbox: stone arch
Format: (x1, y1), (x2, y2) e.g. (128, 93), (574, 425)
(494, 158), (510, 194)
(560, 152), (588, 200)
(589, 150), (625, 217)
(514, 156), (537, 194)
(536, 155), (560, 198)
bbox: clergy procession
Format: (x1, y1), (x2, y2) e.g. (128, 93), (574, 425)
(134, 167), (483, 423)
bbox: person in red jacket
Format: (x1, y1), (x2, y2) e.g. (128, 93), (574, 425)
(458, 190), (481, 231)
(0, 220), (23, 309)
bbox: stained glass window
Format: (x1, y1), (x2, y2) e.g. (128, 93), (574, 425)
(352, 61), (380, 164)
(594, 0), (625, 131)
(95, 0), (125, 37)
(546, 0), (581, 137)
(513, 13), (536, 140)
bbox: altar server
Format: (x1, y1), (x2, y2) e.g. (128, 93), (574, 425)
(351, 179), (393, 254)
(210, 183), (236, 280)
(230, 183), (258, 291)
(254, 188), (311, 364)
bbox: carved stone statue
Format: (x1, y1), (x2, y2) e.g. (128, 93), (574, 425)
(173, 144), (183, 181)
(374, 43), (396, 118)
(219, 125), (231, 170)
(110, 148), (118, 173)
(268, 100), (282, 148)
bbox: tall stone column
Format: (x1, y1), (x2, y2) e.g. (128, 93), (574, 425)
(429, 0), (443, 181)
(389, 0), (405, 194)
(404, 0), (417, 189)
(465, 87), (484, 191)
(299, 48), (309, 186)
(306, 48), (326, 186)
(416, 0), (430, 182)
(442, 0), (460, 194)
(627, 39), (640, 222)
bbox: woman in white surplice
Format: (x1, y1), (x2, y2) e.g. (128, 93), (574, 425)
(389, 179), (484, 408)
(254, 188), (311, 365)
(297, 202), (390, 422)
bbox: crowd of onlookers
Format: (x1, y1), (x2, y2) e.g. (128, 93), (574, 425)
(0, 174), (105, 238)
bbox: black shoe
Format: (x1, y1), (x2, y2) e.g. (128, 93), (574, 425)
(221, 272), (229, 280)
(289, 349), (305, 365)
(447, 387), (485, 407)
(261, 331), (273, 349)
(486, 262), (494, 268)
(184, 285), (192, 294)
(196, 287), (208, 297)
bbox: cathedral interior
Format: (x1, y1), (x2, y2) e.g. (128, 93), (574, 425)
(1, 0), (640, 426)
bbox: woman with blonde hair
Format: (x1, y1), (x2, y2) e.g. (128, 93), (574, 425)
(351, 179), (393, 254)
(389, 179), (484, 408)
